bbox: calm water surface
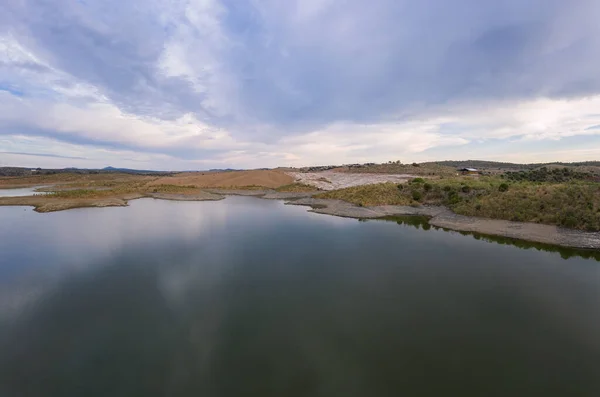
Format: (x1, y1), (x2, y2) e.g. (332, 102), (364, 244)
(0, 186), (48, 197)
(0, 196), (599, 396)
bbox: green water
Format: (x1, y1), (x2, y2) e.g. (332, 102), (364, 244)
(381, 215), (600, 261)
(1, 197), (599, 396)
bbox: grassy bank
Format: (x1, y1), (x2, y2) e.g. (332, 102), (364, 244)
(275, 183), (318, 192)
(317, 177), (600, 231)
(47, 183), (202, 199)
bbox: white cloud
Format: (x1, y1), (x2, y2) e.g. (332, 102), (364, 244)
(2, 0), (600, 169)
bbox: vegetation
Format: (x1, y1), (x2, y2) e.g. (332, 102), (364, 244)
(317, 176), (600, 231)
(429, 160), (600, 171)
(339, 162), (457, 177)
(317, 183), (413, 207)
(504, 167), (596, 183)
(149, 184), (198, 193)
(46, 183), (201, 198)
(198, 184), (266, 190)
(411, 190), (423, 201)
(275, 183), (318, 192)
(47, 189), (110, 199)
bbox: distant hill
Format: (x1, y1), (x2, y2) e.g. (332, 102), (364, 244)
(101, 166), (167, 174)
(428, 160), (600, 171)
(0, 167), (32, 177)
(426, 160), (532, 170)
(0, 166), (172, 177)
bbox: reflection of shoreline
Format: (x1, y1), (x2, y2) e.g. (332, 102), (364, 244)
(286, 197), (600, 251)
(2, 188), (600, 252)
(375, 215), (600, 261)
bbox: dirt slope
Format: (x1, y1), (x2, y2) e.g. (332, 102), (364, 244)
(148, 170), (294, 188)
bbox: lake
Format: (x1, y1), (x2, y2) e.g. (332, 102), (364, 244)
(1, 196), (599, 396)
(0, 186), (49, 197)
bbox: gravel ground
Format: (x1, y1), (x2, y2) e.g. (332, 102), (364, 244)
(288, 171), (416, 190)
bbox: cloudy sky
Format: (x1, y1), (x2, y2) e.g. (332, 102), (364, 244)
(1, 0), (600, 170)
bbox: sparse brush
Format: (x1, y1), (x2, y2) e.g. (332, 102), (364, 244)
(275, 183), (317, 192)
(316, 176), (600, 231)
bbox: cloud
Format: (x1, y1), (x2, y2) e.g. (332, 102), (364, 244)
(1, 0), (600, 169)
(0, 151), (87, 160)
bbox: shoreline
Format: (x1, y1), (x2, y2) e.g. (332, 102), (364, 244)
(2, 187), (600, 250)
(285, 197), (600, 250)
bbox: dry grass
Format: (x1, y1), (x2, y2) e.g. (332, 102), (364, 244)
(0, 173), (149, 188)
(316, 183), (412, 206)
(336, 163), (457, 177)
(148, 170), (294, 188)
(275, 183), (318, 192)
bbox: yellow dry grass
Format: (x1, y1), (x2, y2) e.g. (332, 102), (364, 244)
(148, 170), (294, 188)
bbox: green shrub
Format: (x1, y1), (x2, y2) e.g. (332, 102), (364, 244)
(423, 183), (432, 192)
(397, 184), (404, 190)
(461, 185), (471, 193)
(447, 191), (461, 205)
(410, 178), (425, 184)
(412, 190), (423, 201)
(498, 183), (509, 192)
(561, 215), (578, 228)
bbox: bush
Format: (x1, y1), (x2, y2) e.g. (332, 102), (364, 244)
(499, 183), (509, 192)
(412, 190), (423, 201)
(461, 185), (471, 193)
(412, 162), (420, 167)
(423, 183), (432, 192)
(447, 191), (461, 205)
(397, 184), (404, 190)
(561, 215), (578, 228)
(410, 178), (425, 184)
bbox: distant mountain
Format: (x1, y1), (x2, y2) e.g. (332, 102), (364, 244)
(102, 166), (166, 174)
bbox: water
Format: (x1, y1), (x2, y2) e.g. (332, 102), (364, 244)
(0, 186), (49, 197)
(1, 197), (599, 396)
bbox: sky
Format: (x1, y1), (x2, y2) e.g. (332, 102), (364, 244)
(1, 0), (600, 170)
